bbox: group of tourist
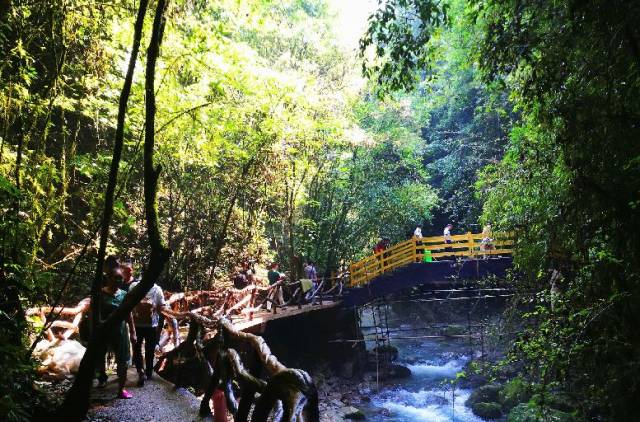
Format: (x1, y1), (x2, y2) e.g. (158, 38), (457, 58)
(96, 256), (177, 399)
(374, 223), (496, 262)
(231, 258), (327, 310)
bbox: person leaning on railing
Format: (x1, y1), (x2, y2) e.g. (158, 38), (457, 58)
(414, 224), (424, 262)
(444, 224), (454, 258)
(480, 224), (495, 258)
(266, 262), (285, 309)
(373, 238), (385, 269)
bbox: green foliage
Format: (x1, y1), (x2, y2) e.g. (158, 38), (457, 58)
(499, 376), (532, 412)
(296, 93), (438, 270)
(364, 0), (640, 418)
(360, 0), (449, 94)
(507, 403), (576, 422)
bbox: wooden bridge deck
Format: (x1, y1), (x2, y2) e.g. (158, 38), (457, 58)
(343, 257), (513, 307)
(228, 300), (340, 333)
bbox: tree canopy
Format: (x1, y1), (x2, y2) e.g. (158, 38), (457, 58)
(363, 0), (640, 418)
(1, 0), (638, 420)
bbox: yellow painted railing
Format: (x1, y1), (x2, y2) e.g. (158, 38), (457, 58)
(348, 232), (514, 287)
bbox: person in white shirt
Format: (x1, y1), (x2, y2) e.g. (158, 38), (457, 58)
(443, 224), (453, 243)
(129, 279), (167, 386)
(444, 224), (454, 257)
(414, 225), (424, 262)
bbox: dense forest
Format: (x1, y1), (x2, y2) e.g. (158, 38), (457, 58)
(0, 0), (638, 420)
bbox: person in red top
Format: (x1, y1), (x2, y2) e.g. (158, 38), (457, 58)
(374, 238), (390, 268)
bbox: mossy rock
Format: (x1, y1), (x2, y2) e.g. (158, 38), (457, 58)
(507, 403), (576, 422)
(499, 376), (532, 411)
(472, 402), (503, 419)
(466, 384), (501, 407)
(343, 407), (366, 420)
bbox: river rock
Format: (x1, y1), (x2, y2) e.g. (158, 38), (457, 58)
(472, 402), (503, 419)
(342, 406), (366, 420)
(387, 363), (412, 379)
(466, 384), (501, 406)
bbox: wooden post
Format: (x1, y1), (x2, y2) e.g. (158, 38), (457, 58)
(467, 231), (474, 257)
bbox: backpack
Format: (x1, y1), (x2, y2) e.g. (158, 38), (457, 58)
(133, 296), (154, 325)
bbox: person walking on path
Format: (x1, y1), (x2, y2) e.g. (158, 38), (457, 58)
(303, 261), (318, 300)
(128, 278), (168, 387)
(96, 268), (137, 399)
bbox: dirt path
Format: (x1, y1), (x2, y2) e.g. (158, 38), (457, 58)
(86, 367), (210, 422)
(84, 367), (357, 421)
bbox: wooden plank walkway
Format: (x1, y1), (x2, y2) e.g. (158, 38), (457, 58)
(229, 300), (340, 333)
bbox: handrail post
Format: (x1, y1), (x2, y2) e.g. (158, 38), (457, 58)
(467, 231), (474, 257)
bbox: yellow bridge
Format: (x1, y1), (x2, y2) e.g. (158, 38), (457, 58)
(348, 231), (514, 287)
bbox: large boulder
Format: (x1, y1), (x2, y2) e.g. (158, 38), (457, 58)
(342, 406), (366, 420)
(466, 384), (501, 407)
(34, 339), (85, 379)
(387, 363), (411, 379)
(472, 402), (503, 419)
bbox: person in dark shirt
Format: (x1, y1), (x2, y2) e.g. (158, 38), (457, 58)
(268, 262), (283, 285)
(267, 262), (285, 309)
(233, 260), (256, 289)
(96, 268), (137, 399)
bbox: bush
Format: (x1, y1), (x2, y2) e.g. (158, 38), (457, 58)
(531, 392), (574, 413)
(507, 403), (576, 422)
(499, 376), (532, 411)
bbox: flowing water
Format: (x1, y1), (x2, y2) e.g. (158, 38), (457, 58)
(358, 299), (506, 421)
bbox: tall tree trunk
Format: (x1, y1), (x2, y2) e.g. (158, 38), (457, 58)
(56, 1), (172, 420)
(207, 159), (255, 287)
(90, 0), (150, 333)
